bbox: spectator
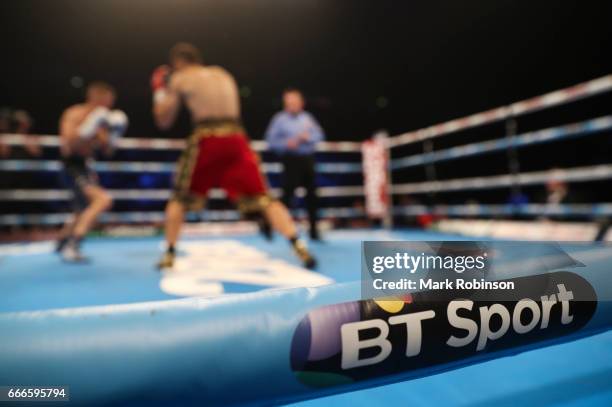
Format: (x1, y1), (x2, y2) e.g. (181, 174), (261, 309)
(0, 108), (13, 158)
(14, 109), (41, 157)
(0, 108), (40, 158)
(538, 168), (583, 221)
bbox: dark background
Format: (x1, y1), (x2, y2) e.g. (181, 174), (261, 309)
(1, 0), (611, 141)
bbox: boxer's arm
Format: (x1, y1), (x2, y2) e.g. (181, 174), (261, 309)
(100, 110), (129, 156)
(59, 108), (82, 155)
(76, 106), (110, 139)
(59, 108), (79, 139)
(152, 69), (181, 130)
(96, 127), (113, 156)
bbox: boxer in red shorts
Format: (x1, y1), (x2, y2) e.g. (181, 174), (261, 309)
(152, 43), (316, 270)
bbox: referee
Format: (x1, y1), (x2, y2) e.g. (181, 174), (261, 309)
(265, 88), (324, 240)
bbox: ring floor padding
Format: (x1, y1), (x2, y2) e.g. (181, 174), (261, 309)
(0, 229), (611, 406)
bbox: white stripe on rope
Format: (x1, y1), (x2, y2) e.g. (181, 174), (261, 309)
(0, 207), (366, 226)
(1, 134), (363, 153)
(0, 185), (364, 201)
(391, 116), (612, 170)
(393, 203), (612, 217)
(388, 74), (612, 148)
(3, 162), (609, 201)
(1, 204), (608, 226)
(0, 159), (362, 174)
(392, 164), (612, 194)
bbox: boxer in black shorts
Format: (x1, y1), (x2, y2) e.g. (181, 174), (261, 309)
(60, 155), (98, 213)
(56, 81), (128, 262)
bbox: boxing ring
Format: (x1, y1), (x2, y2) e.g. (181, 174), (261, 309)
(1, 75), (611, 406)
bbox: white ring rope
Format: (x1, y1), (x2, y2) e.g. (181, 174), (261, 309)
(0, 185), (364, 201)
(392, 164), (612, 194)
(388, 74), (612, 148)
(0, 160), (363, 174)
(1, 203), (610, 226)
(0, 207), (366, 226)
(2, 75), (610, 227)
(1, 134), (362, 153)
(391, 116), (612, 170)
(2, 164), (609, 201)
(392, 203), (612, 217)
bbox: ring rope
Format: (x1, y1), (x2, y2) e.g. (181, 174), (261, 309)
(3, 161), (609, 201)
(392, 164), (612, 194)
(1, 134), (363, 153)
(2, 203), (609, 226)
(388, 74), (612, 148)
(0, 160), (363, 174)
(0, 207), (367, 226)
(0, 185), (365, 201)
(393, 203), (612, 217)
(391, 116), (612, 170)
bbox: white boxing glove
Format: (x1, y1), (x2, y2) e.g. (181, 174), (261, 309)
(107, 109), (129, 142)
(78, 106), (110, 139)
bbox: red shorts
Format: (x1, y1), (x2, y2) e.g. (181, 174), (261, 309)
(172, 120), (268, 208)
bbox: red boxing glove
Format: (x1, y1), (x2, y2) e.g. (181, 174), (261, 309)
(150, 65), (171, 91)
(151, 65), (171, 103)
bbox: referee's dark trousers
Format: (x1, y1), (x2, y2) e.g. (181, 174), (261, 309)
(280, 153), (319, 239)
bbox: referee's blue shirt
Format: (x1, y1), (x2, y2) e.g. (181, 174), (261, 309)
(265, 111), (324, 155)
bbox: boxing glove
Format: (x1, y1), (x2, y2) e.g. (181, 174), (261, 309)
(151, 65), (171, 104)
(107, 109), (129, 143)
(78, 106), (110, 139)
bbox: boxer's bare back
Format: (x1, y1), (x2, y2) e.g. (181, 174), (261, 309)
(153, 43), (316, 269)
(155, 65), (240, 128)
